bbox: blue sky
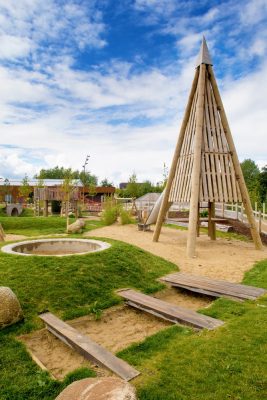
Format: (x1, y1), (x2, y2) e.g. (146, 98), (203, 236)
(0, 0), (266, 184)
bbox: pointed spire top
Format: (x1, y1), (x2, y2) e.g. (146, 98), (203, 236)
(195, 36), (212, 67)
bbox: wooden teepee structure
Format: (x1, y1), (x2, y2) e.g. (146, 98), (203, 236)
(153, 37), (263, 257)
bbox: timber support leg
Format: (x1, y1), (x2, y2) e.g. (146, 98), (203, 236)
(208, 202), (216, 240)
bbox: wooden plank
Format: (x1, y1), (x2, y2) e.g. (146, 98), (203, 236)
(118, 289), (224, 330)
(161, 273), (266, 301)
(39, 312), (140, 381)
(162, 273), (265, 296)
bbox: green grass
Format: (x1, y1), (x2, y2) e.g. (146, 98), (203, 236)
(0, 216), (266, 400)
(0, 232), (176, 400)
(118, 259), (267, 400)
(0, 216), (104, 236)
(0, 216), (67, 236)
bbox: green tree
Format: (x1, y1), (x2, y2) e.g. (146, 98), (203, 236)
(61, 171), (77, 229)
(19, 174), (32, 203)
(240, 159), (260, 205)
(100, 178), (113, 187)
(125, 173), (139, 198)
(258, 165), (267, 203)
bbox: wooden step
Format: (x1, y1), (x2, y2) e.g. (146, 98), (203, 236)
(39, 312), (140, 381)
(118, 289), (224, 330)
(161, 273), (266, 301)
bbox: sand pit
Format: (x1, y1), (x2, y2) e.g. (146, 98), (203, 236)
(85, 224), (267, 282)
(20, 291), (210, 380)
(20, 306), (171, 380)
(20, 224), (266, 380)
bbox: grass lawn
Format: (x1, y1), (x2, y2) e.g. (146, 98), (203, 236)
(0, 219), (176, 400)
(0, 216), (104, 236)
(0, 217), (266, 400)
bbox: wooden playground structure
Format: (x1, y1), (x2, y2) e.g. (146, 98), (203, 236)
(153, 37), (263, 257)
(34, 187), (79, 217)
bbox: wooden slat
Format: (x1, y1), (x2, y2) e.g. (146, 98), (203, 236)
(39, 312), (140, 381)
(118, 289), (224, 330)
(161, 273), (266, 301)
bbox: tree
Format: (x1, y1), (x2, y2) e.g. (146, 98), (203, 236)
(19, 175), (31, 204)
(125, 173), (139, 198)
(79, 171), (98, 187)
(240, 159), (260, 205)
(258, 165), (267, 203)
(100, 178), (113, 187)
(0, 178), (11, 204)
(60, 171), (77, 229)
(36, 166), (78, 179)
(36, 166), (98, 185)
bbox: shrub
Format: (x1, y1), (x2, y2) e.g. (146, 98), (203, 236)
(120, 208), (133, 225)
(102, 206), (118, 225)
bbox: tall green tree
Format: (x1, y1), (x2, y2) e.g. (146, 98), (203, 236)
(258, 165), (267, 203)
(36, 166), (98, 185)
(240, 159), (260, 205)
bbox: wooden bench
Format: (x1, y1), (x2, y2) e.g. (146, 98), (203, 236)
(118, 289), (224, 330)
(161, 273), (266, 301)
(39, 312), (140, 381)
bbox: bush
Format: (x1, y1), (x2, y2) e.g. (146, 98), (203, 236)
(120, 208), (133, 225)
(101, 206), (118, 225)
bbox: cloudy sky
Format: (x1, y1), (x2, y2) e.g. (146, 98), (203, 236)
(0, 0), (266, 185)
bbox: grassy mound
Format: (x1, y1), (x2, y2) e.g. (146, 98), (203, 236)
(118, 259), (267, 400)
(0, 236), (176, 400)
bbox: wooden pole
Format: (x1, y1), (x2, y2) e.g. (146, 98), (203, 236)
(44, 200), (48, 217)
(186, 64), (206, 257)
(208, 202), (216, 240)
(153, 67), (200, 242)
(208, 65), (263, 250)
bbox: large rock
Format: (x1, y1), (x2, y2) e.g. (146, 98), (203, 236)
(0, 287), (23, 329)
(55, 377), (137, 400)
(67, 219), (85, 233)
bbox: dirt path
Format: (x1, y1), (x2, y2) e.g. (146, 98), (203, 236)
(85, 224), (267, 282)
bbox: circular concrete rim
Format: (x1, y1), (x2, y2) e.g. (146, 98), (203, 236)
(1, 238), (111, 257)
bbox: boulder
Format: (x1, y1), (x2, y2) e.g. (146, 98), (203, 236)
(0, 287), (23, 329)
(55, 377), (137, 400)
(67, 219), (85, 233)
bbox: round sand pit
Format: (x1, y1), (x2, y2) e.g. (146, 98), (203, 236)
(2, 238), (110, 257)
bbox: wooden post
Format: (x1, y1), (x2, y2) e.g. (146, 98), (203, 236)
(258, 210), (262, 233)
(208, 65), (263, 250)
(222, 202), (225, 218)
(187, 64), (206, 257)
(153, 68), (200, 242)
(208, 202), (216, 240)
(44, 200), (48, 217)
(236, 203), (238, 219)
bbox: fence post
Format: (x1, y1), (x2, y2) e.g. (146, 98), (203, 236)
(236, 203), (238, 219)
(263, 203), (266, 219)
(222, 202), (225, 218)
(241, 204), (244, 222)
(255, 202), (257, 212)
(258, 210), (262, 233)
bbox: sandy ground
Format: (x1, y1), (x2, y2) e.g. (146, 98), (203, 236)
(85, 224), (267, 282)
(19, 224), (267, 379)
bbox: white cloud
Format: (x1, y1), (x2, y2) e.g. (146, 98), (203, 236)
(0, 35), (33, 59)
